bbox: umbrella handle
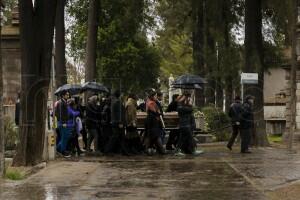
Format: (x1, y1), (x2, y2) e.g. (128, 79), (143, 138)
(160, 115), (166, 129)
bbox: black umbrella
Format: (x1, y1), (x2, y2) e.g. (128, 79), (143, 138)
(173, 74), (207, 85)
(172, 83), (202, 89)
(82, 81), (109, 93)
(54, 84), (82, 96)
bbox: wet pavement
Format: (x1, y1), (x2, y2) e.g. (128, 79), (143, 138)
(1, 144), (300, 200)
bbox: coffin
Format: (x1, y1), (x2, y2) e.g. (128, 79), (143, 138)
(136, 112), (179, 129)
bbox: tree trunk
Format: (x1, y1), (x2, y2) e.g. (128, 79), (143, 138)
(223, 0), (233, 112)
(55, 0), (67, 87)
(13, 0), (57, 166)
(85, 0), (100, 82)
(288, 0), (298, 149)
(225, 76), (233, 112)
(0, 3), (5, 177)
(244, 0), (269, 146)
(192, 0), (205, 107)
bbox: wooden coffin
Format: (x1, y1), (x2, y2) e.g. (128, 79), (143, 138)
(136, 112), (179, 129)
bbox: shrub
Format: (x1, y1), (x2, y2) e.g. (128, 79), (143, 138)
(4, 116), (19, 150)
(5, 169), (25, 180)
(202, 105), (231, 141)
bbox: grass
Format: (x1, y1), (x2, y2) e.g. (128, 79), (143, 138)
(268, 134), (283, 143)
(5, 168), (25, 180)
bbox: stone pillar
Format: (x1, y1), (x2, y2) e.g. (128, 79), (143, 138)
(168, 74), (174, 104)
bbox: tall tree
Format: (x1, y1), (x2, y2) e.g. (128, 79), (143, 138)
(85, 0), (100, 82)
(244, 0), (269, 146)
(55, 0), (67, 87)
(192, 0), (205, 106)
(13, 0), (57, 166)
(0, 1), (5, 177)
(287, 0), (298, 149)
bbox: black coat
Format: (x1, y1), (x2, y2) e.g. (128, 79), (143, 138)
(111, 97), (125, 127)
(228, 102), (243, 124)
(85, 102), (101, 129)
(101, 104), (111, 126)
(166, 101), (177, 112)
(240, 102), (254, 129)
(55, 99), (68, 124)
(177, 103), (194, 129)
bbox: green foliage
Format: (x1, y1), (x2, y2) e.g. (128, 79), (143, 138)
(2, 0), (18, 25)
(202, 105), (231, 141)
(4, 117), (18, 150)
(268, 134), (282, 144)
(5, 169), (25, 180)
(67, 0), (160, 94)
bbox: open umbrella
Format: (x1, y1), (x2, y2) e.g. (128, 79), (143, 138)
(173, 74), (207, 85)
(82, 81), (109, 93)
(172, 83), (202, 89)
(172, 74), (206, 89)
(54, 84), (82, 96)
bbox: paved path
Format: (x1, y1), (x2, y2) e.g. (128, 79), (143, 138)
(1, 144), (300, 200)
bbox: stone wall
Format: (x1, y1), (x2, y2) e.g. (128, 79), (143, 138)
(1, 10), (21, 106)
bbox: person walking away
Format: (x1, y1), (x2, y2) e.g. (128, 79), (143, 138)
(145, 90), (165, 155)
(125, 94), (143, 154)
(240, 95), (255, 154)
(56, 91), (72, 157)
(166, 94), (179, 150)
(227, 96), (243, 151)
(86, 95), (102, 152)
(106, 90), (129, 155)
(176, 93), (197, 155)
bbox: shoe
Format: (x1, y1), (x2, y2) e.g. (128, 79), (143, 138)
(227, 145), (232, 151)
(174, 150), (185, 156)
(63, 152), (71, 158)
(193, 150), (204, 156)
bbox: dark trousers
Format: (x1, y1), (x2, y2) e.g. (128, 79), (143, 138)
(227, 125), (240, 148)
(105, 127), (130, 155)
(67, 131), (81, 154)
(240, 128), (251, 152)
(87, 128), (99, 151)
(178, 127), (195, 154)
(81, 124), (88, 149)
(166, 130), (179, 149)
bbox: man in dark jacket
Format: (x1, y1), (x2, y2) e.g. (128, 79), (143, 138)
(227, 96), (243, 150)
(105, 90), (129, 155)
(240, 95), (255, 154)
(86, 95), (102, 152)
(55, 91), (71, 157)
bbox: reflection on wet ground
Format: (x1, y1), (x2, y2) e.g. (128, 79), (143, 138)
(1, 145), (300, 200)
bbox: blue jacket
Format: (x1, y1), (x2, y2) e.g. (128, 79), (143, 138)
(58, 106), (80, 128)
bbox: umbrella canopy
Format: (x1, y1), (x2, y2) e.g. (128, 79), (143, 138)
(172, 83), (202, 89)
(54, 84), (82, 96)
(172, 74), (206, 89)
(82, 81), (109, 93)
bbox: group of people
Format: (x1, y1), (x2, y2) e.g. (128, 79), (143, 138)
(54, 89), (199, 158)
(54, 86), (255, 158)
(227, 95), (255, 154)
